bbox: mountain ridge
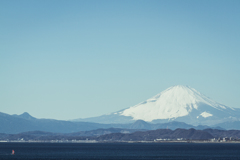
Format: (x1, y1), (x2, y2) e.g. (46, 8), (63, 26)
(75, 85), (240, 125)
(0, 112), (226, 134)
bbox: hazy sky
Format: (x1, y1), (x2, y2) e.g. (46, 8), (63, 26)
(1, 0), (240, 120)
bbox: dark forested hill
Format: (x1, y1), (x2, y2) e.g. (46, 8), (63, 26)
(95, 128), (214, 141)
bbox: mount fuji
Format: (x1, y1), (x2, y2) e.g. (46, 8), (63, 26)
(75, 85), (240, 126)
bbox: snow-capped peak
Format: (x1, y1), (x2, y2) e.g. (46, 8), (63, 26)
(120, 85), (233, 122)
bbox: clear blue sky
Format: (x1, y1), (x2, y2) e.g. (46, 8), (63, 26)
(1, 0), (240, 120)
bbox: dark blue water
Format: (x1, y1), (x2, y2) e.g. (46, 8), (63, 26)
(1, 142), (240, 160)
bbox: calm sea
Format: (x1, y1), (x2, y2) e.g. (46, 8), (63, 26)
(1, 142), (240, 160)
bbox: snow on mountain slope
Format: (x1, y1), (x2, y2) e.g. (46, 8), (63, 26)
(119, 85), (234, 122)
(75, 85), (240, 125)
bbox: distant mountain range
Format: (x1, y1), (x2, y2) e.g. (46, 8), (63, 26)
(74, 85), (240, 126)
(0, 112), (112, 134)
(0, 112), (225, 134)
(1, 85), (240, 134)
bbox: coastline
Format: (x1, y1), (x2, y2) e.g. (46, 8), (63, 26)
(1, 140), (240, 144)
